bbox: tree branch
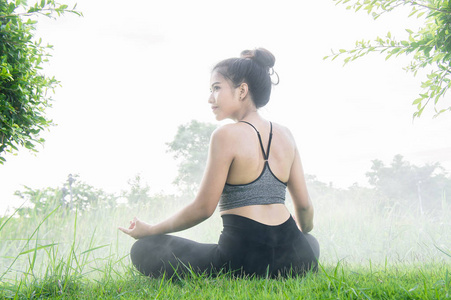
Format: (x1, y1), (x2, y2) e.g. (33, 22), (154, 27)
(407, 0), (451, 14)
(0, 8), (80, 19)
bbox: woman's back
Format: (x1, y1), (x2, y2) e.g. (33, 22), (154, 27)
(219, 118), (297, 225)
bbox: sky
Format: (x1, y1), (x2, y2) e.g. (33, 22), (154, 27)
(1, 0), (451, 215)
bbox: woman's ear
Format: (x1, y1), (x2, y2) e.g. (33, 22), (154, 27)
(239, 82), (249, 101)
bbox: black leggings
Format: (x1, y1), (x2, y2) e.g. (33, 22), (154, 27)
(130, 215), (320, 278)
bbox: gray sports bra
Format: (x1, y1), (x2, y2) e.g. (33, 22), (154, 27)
(218, 121), (287, 212)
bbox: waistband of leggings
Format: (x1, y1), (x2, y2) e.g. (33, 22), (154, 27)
(220, 214), (299, 242)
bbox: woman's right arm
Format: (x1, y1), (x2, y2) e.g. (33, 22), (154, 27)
(119, 125), (235, 239)
(287, 144), (314, 233)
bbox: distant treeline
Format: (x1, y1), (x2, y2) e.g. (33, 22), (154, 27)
(11, 121), (451, 217)
(12, 154), (451, 217)
(306, 154), (451, 213)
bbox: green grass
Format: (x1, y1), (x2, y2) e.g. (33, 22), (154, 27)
(1, 194), (450, 299)
(1, 262), (450, 299)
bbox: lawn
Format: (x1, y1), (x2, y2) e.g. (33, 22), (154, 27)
(1, 192), (450, 299)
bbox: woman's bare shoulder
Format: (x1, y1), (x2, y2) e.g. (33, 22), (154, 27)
(209, 123), (243, 148)
(272, 122), (296, 145)
(212, 122), (240, 137)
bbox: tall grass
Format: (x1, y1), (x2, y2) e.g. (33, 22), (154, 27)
(0, 190), (450, 298)
(309, 188), (451, 265)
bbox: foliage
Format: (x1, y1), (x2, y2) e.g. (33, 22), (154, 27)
(327, 0), (451, 118)
(166, 120), (217, 196)
(14, 174), (117, 216)
(120, 174), (153, 206)
(13, 185), (63, 217)
(1, 156), (450, 298)
(366, 154), (451, 210)
(305, 174), (379, 207)
(0, 0), (81, 164)
(12, 173), (180, 216)
(61, 174), (118, 210)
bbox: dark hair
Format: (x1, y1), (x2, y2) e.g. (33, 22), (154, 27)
(212, 48), (279, 108)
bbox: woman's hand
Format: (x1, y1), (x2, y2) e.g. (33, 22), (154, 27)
(118, 217), (153, 239)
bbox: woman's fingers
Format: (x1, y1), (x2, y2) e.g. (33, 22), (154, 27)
(119, 217), (150, 239)
(118, 226), (130, 234)
(119, 218), (138, 235)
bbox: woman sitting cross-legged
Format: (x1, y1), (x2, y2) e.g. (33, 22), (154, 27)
(119, 48), (320, 278)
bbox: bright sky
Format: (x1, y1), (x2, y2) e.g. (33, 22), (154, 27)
(1, 0), (451, 215)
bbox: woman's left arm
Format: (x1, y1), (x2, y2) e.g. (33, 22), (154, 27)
(119, 127), (234, 239)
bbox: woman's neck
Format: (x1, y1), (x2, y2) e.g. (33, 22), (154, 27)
(232, 110), (259, 123)
(231, 98), (261, 122)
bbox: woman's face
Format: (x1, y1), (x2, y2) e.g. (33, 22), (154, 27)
(209, 70), (241, 121)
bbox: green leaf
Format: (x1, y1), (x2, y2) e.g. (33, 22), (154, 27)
(18, 243), (59, 255)
(80, 244), (110, 255)
(8, 2), (16, 14)
(412, 97), (423, 105)
(401, 40), (409, 47)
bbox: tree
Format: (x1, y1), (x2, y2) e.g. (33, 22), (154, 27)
(121, 174), (153, 207)
(61, 174), (117, 211)
(166, 120), (217, 196)
(13, 185), (63, 217)
(14, 174), (118, 216)
(326, 0), (451, 118)
(366, 154), (451, 211)
(0, 0), (81, 164)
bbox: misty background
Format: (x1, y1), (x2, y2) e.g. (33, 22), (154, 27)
(1, 0), (451, 216)
(1, 1), (451, 276)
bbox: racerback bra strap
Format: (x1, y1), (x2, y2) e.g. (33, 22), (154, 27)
(239, 121), (273, 161)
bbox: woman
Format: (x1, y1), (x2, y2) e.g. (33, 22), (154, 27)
(119, 48), (320, 278)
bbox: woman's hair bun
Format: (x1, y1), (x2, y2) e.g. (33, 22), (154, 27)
(240, 48), (275, 69)
(213, 47), (278, 108)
